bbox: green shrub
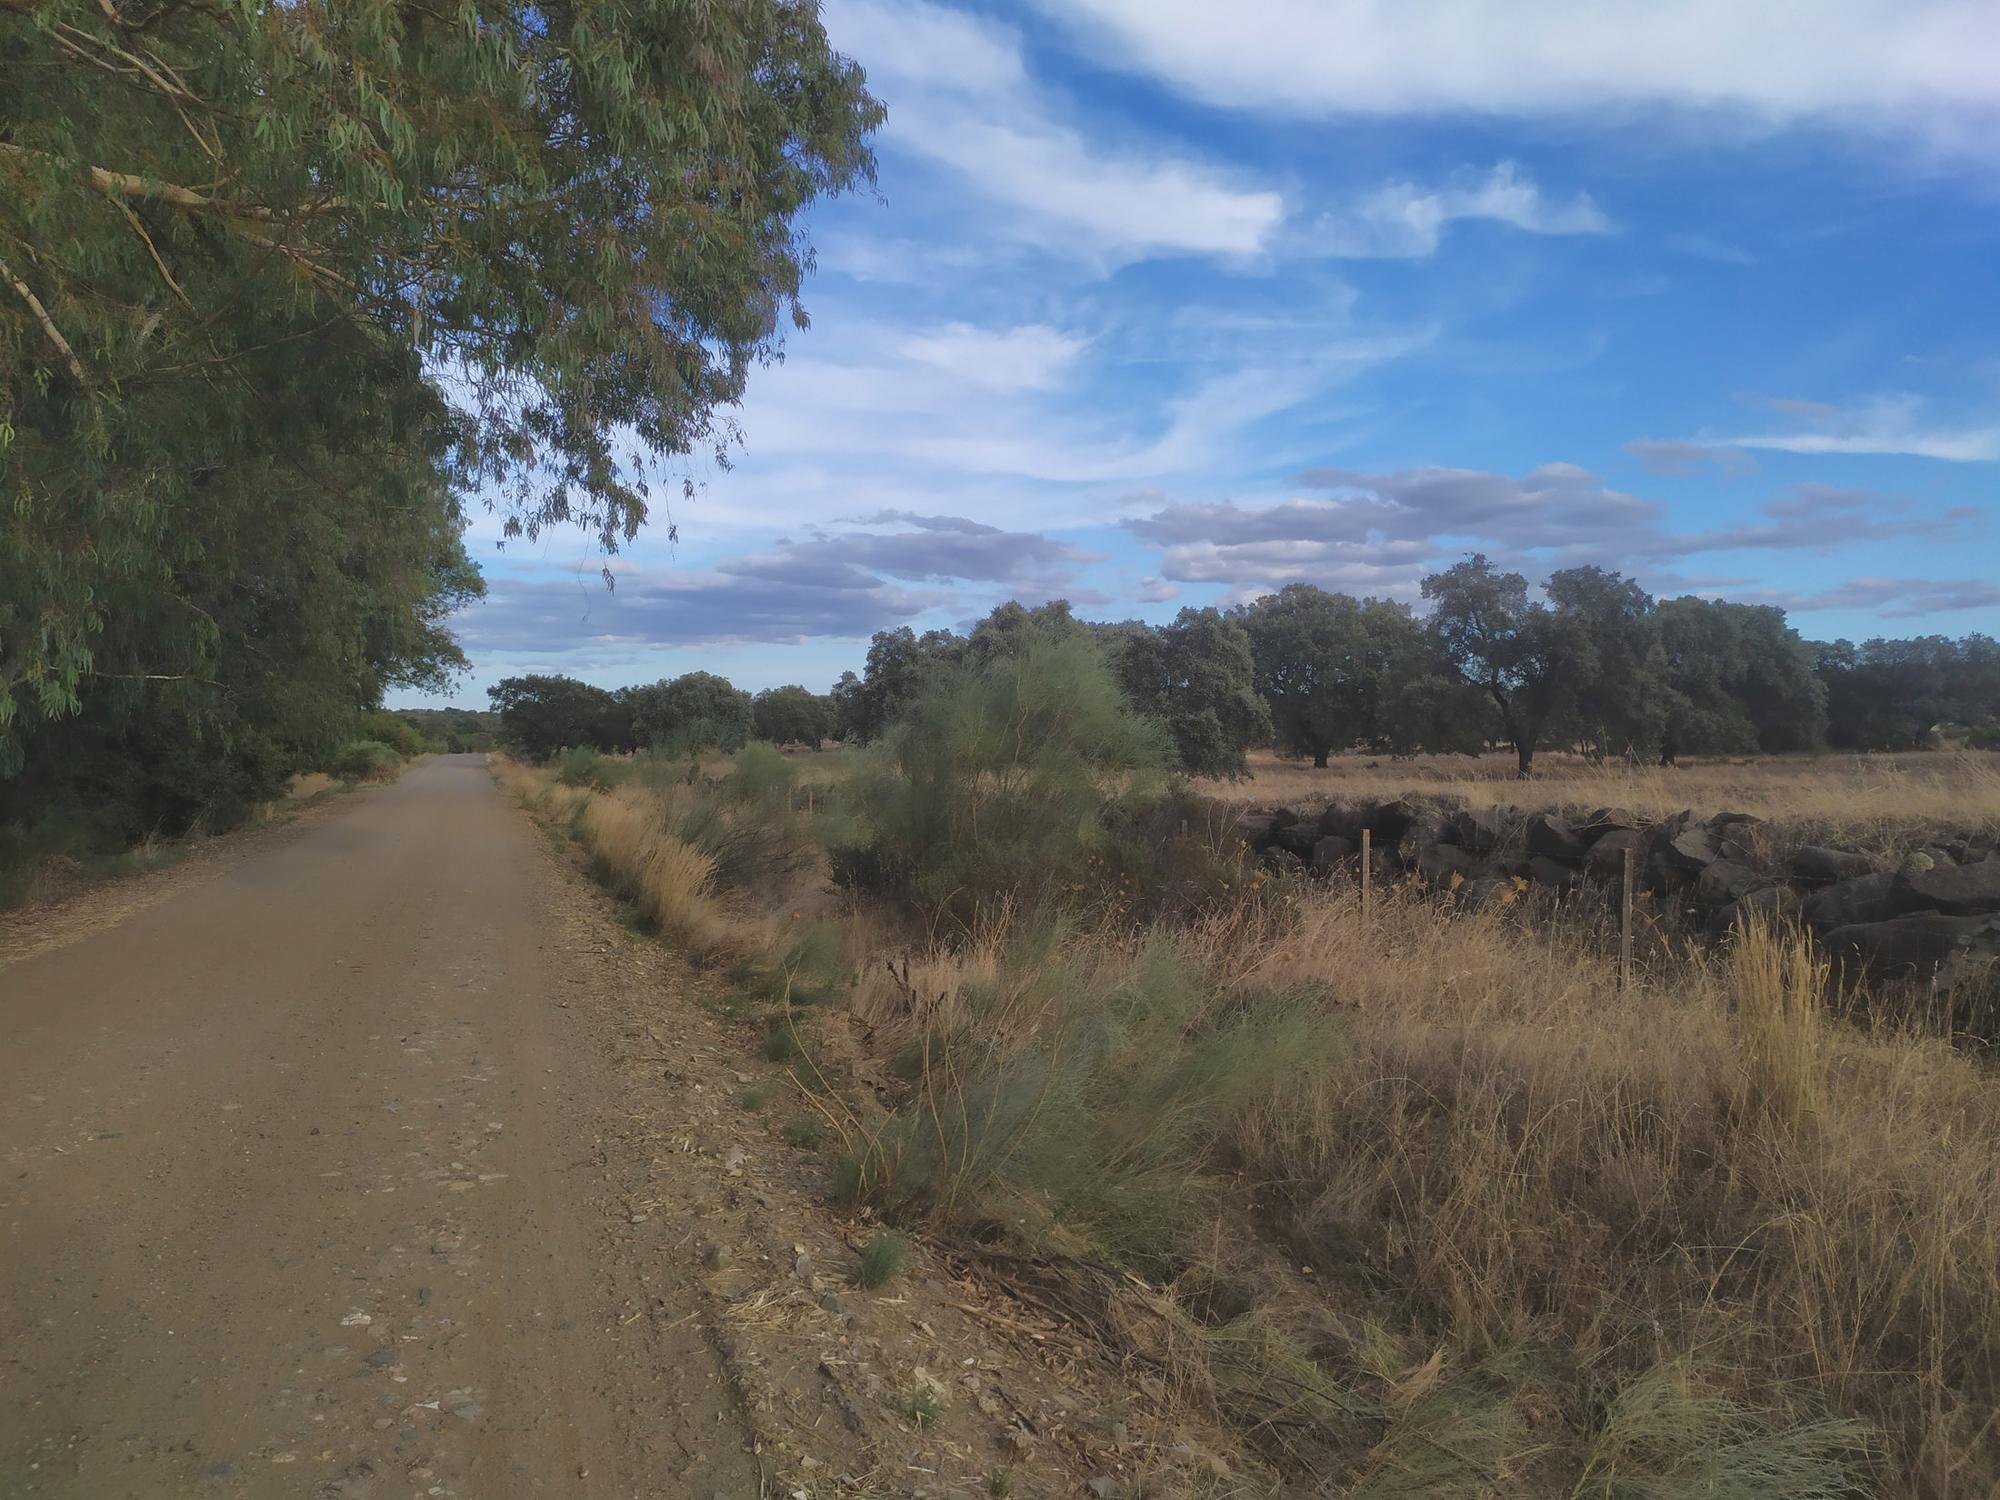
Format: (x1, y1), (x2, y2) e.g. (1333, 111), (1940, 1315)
(355, 710), (428, 758)
(329, 739), (403, 781)
(548, 745), (627, 791)
(725, 740), (798, 808)
(846, 926), (1326, 1278)
(636, 763), (818, 891)
(762, 1019), (804, 1064)
(834, 625), (1171, 922)
(781, 1118), (824, 1151)
(855, 1230), (910, 1289)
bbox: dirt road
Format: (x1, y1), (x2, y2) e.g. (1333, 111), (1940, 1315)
(0, 757), (763, 1499)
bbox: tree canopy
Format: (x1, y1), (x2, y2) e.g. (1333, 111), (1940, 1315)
(489, 675), (623, 762)
(1106, 607), (1270, 778)
(1, 0), (882, 842)
(1234, 585), (1428, 767)
(627, 672), (755, 755)
(753, 685), (832, 749)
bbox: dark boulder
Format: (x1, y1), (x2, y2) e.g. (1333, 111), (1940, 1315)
(1706, 810), (1764, 830)
(1259, 844), (1305, 875)
(1897, 855), (2000, 917)
(1822, 913), (1986, 980)
(1697, 858), (1768, 907)
(1417, 843), (1486, 885)
(1268, 807), (1300, 831)
(1442, 805), (1510, 853)
(1792, 845), (1873, 883)
(1585, 829), (1644, 879)
(1647, 852), (1699, 894)
(1707, 882), (1801, 936)
(1525, 812), (1586, 863)
(1653, 823), (1720, 879)
(1270, 821), (1322, 859)
(1234, 810), (1279, 849)
(1527, 855), (1581, 890)
(1579, 807), (1642, 838)
(1394, 810), (1449, 866)
(1803, 873), (1906, 933)
(1310, 835), (1353, 875)
(1365, 796), (1425, 845)
(1317, 802), (1367, 842)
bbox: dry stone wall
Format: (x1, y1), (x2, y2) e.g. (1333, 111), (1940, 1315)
(1237, 794), (2000, 992)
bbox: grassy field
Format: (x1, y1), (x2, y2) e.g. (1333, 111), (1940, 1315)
(500, 745), (2000, 1498)
(1194, 748), (2000, 842)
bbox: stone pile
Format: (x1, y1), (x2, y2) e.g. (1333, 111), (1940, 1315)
(1237, 794), (2000, 987)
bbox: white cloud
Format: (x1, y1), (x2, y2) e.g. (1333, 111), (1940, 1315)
(1623, 440), (1756, 477)
(1321, 163), (1612, 259)
(1726, 395), (2000, 462)
(1034, 0), (2000, 142)
(826, 0), (1285, 263)
(1712, 577), (2000, 619)
(1124, 467), (1981, 595)
(898, 323), (1086, 392)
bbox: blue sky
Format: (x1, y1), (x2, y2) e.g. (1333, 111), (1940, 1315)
(402, 0), (2000, 707)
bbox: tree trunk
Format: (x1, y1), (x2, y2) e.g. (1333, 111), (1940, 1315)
(1312, 750), (1329, 768)
(1515, 741), (1534, 777)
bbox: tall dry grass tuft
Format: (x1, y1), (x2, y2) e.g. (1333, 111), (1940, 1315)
(493, 758), (744, 959)
(573, 790), (729, 954)
(1728, 915), (1826, 1135)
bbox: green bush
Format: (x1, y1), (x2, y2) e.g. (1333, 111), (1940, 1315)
(856, 1230), (910, 1289)
(844, 926), (1324, 1278)
(356, 710), (428, 759)
(329, 739), (403, 781)
(834, 625), (1171, 922)
(725, 740), (799, 809)
(548, 745), (628, 791)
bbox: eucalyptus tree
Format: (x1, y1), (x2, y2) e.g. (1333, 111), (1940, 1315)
(1, 0), (884, 783)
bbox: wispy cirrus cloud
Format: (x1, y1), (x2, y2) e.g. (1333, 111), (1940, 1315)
(1320, 162), (1612, 259)
(1624, 439), (1758, 477)
(896, 323), (1086, 392)
(1032, 0), (2000, 148)
(826, 0), (1285, 263)
(1722, 394), (2000, 462)
(1712, 577), (2000, 619)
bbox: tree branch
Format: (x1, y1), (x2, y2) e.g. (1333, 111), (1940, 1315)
(0, 251), (91, 389)
(0, 142), (344, 220)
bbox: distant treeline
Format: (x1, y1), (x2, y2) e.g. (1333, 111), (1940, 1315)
(490, 556), (2000, 777)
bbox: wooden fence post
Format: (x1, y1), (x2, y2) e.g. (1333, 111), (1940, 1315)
(1361, 827), (1372, 922)
(1619, 842), (1636, 992)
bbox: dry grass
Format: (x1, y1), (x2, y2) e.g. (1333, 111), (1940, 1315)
(573, 789), (733, 955)
(497, 746), (2000, 1494)
(827, 880), (2000, 1495)
(1221, 890), (1998, 1494)
(1195, 748), (2000, 844)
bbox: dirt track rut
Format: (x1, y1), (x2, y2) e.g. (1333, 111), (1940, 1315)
(0, 756), (762, 1498)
